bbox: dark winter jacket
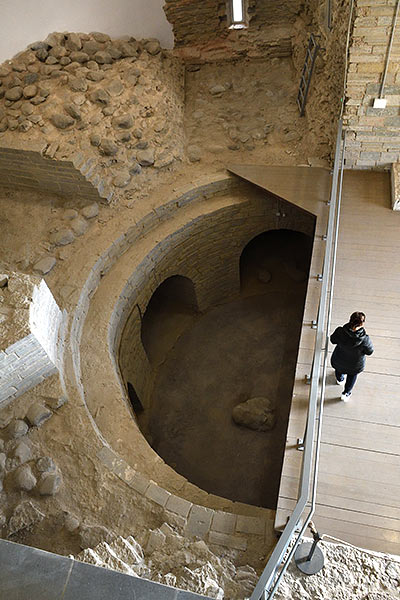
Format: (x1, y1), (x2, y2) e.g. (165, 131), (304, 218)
(330, 324), (374, 375)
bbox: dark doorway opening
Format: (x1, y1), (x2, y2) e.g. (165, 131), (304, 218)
(141, 275), (199, 367)
(240, 229), (313, 295)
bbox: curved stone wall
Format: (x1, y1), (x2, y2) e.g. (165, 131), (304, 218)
(118, 183), (316, 413)
(45, 173), (314, 556)
(58, 177), (313, 482)
(57, 174), (314, 509)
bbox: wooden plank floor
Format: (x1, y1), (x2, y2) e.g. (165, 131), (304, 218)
(278, 170), (400, 556)
(228, 166), (400, 556)
(315, 170), (400, 554)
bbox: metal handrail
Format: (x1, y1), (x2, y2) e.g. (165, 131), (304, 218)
(250, 119), (345, 600)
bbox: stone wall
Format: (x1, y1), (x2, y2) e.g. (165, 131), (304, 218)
(118, 187), (315, 410)
(164, 0), (302, 61)
(291, 0), (352, 164)
(97, 445), (275, 559)
(390, 161), (400, 209)
(61, 173), (317, 513)
(0, 31), (185, 203)
(344, 0), (400, 169)
(0, 334), (57, 406)
(0, 278), (62, 406)
(67, 176), (241, 451)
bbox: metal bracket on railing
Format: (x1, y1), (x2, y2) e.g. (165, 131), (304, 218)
(321, 234), (327, 241)
(296, 438), (305, 451)
(310, 320), (317, 329)
(304, 374), (311, 384)
(316, 274), (323, 281)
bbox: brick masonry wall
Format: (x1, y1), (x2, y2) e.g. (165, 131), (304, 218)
(117, 190), (315, 410)
(0, 333), (57, 407)
(163, 0), (301, 61)
(344, 0), (400, 169)
(0, 145), (103, 201)
(0, 279), (62, 406)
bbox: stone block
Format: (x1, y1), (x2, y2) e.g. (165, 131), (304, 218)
(145, 482), (171, 507)
(8, 501), (45, 536)
(236, 515), (265, 535)
(366, 6), (398, 18)
(146, 529), (166, 554)
(185, 505), (214, 538)
(211, 511), (237, 534)
(357, 63), (387, 76)
(38, 471), (62, 495)
(26, 403), (52, 427)
(208, 531), (247, 551)
(353, 27), (390, 42)
(165, 511), (187, 530)
(165, 494), (192, 518)
(6, 420), (29, 439)
(14, 464), (37, 491)
(384, 116), (400, 127)
(359, 151), (381, 160)
(384, 152), (400, 162)
(13, 441), (32, 464)
(356, 158), (378, 167)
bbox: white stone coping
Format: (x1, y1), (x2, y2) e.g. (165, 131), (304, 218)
(97, 446), (273, 552)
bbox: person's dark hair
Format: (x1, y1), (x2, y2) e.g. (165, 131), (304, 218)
(349, 311), (365, 329)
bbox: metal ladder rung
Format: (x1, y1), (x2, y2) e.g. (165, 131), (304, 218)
(297, 33), (320, 117)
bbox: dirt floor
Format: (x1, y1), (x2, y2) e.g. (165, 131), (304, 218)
(142, 230), (313, 509)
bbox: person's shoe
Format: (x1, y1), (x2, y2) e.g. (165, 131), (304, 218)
(336, 376), (344, 385)
(341, 392), (351, 402)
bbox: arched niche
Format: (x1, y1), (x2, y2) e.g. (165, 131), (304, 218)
(239, 229), (314, 295)
(141, 275), (199, 366)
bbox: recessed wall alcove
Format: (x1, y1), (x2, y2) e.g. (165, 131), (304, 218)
(141, 275), (199, 367)
(117, 185), (316, 509)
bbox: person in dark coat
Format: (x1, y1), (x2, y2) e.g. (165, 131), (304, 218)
(330, 311), (374, 401)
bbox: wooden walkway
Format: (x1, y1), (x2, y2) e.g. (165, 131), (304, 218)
(229, 166), (400, 556)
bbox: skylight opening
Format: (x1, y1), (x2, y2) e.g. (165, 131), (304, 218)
(232, 0), (243, 22)
(228, 0), (248, 30)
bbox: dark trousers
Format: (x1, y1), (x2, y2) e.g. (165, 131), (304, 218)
(335, 370), (358, 394)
